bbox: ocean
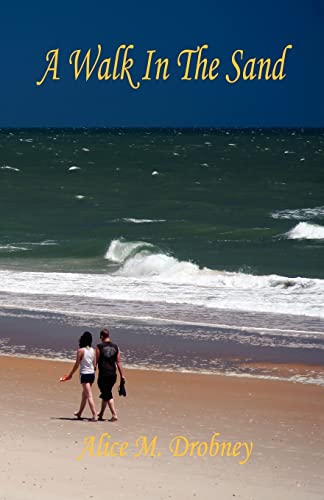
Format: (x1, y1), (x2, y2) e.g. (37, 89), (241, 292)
(1, 128), (324, 384)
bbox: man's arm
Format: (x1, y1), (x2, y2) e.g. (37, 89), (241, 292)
(116, 351), (125, 380)
(92, 347), (97, 371)
(95, 346), (100, 366)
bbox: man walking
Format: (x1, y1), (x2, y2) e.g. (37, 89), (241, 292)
(96, 328), (125, 421)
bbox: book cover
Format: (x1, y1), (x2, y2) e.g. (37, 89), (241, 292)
(0, 1), (323, 499)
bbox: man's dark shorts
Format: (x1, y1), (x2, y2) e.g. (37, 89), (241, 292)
(98, 373), (117, 401)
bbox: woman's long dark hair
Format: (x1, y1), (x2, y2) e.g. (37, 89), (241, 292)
(79, 331), (93, 348)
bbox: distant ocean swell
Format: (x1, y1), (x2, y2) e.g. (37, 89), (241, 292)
(271, 206), (324, 221)
(0, 240), (58, 252)
(2, 220), (324, 260)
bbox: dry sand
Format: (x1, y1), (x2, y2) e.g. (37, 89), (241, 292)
(0, 355), (323, 499)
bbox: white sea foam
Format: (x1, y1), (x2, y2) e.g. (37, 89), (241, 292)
(122, 218), (166, 224)
(115, 252), (201, 279)
(1, 239), (324, 319)
(0, 263), (323, 318)
(103, 239), (324, 317)
(285, 222), (324, 240)
(271, 206), (324, 221)
(1, 165), (20, 172)
(113, 249), (313, 291)
(106, 241), (305, 287)
(22, 240), (59, 247)
(0, 240), (58, 252)
(0, 244), (28, 252)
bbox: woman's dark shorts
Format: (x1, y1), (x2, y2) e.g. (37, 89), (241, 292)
(98, 373), (117, 401)
(80, 373), (95, 384)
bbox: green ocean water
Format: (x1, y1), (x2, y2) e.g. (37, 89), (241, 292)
(1, 128), (324, 381)
(0, 128), (324, 278)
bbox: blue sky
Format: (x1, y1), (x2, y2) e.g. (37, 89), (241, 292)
(0, 0), (323, 127)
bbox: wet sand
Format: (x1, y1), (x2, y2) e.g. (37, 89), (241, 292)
(0, 355), (323, 499)
(1, 311), (324, 385)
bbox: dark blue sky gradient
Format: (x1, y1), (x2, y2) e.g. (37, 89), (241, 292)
(0, 0), (323, 127)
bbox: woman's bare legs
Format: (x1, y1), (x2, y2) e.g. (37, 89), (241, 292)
(75, 383), (97, 420)
(84, 383), (97, 420)
(74, 390), (87, 418)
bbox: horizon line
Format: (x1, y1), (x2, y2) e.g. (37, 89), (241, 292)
(0, 126), (324, 131)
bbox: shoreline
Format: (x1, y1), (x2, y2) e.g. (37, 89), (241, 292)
(1, 308), (324, 388)
(1, 352), (324, 387)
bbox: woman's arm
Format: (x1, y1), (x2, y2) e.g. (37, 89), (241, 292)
(66, 349), (83, 380)
(116, 351), (125, 381)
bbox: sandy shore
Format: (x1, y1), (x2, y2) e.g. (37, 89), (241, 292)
(0, 355), (323, 499)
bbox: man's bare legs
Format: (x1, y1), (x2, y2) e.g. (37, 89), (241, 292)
(98, 400), (108, 420)
(98, 398), (118, 421)
(75, 383), (97, 421)
(108, 398), (118, 421)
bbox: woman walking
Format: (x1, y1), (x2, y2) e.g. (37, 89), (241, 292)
(61, 331), (98, 421)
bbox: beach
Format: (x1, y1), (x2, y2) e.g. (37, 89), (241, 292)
(0, 355), (323, 500)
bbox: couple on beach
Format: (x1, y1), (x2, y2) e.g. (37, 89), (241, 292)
(62, 328), (126, 422)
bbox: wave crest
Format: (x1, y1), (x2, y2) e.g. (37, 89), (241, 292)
(285, 222), (324, 240)
(104, 239), (154, 263)
(105, 239), (314, 290)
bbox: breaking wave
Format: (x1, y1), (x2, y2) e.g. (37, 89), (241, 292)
(105, 239), (316, 290)
(104, 239), (154, 263)
(285, 222), (324, 240)
(0, 239), (323, 319)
